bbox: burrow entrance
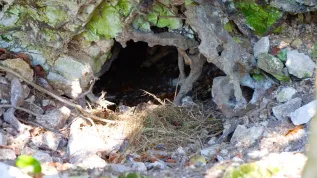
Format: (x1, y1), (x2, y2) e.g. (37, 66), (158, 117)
(93, 41), (225, 107)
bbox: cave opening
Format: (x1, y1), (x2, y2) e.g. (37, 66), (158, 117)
(93, 41), (183, 107)
(93, 41), (226, 108)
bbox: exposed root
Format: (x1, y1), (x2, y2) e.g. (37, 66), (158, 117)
(174, 50), (206, 105)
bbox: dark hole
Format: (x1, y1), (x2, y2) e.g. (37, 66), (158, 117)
(241, 86), (254, 103)
(93, 41), (179, 106)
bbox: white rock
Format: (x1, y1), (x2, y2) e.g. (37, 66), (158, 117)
(286, 50), (315, 78)
(0, 162), (31, 178)
(0, 132), (7, 145)
(289, 100), (317, 125)
(110, 164), (132, 173)
(253, 36), (270, 57)
(200, 145), (220, 158)
(31, 131), (61, 151)
(0, 149), (16, 160)
(147, 161), (166, 170)
(35, 106), (70, 129)
(231, 125), (264, 147)
(132, 162), (147, 171)
(207, 137), (217, 145)
(21, 147), (52, 163)
(276, 87), (297, 103)
(272, 98), (302, 120)
(76, 154), (107, 169)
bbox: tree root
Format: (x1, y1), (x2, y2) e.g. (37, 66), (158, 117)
(174, 49), (206, 105)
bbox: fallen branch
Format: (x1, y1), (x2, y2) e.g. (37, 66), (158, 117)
(0, 65), (117, 124)
(0, 104), (41, 117)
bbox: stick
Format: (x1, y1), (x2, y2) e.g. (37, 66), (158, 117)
(0, 104), (41, 117)
(0, 65), (117, 124)
(140, 89), (164, 105)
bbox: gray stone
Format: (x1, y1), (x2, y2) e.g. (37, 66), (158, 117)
(35, 106), (70, 129)
(0, 149), (16, 160)
(47, 72), (82, 99)
(286, 50), (315, 78)
(0, 162), (30, 178)
(200, 144), (220, 158)
(31, 131), (61, 151)
(0, 132), (7, 145)
(1, 58), (34, 82)
(212, 76), (246, 118)
(147, 161), (166, 170)
(253, 36), (270, 57)
(4, 108), (27, 131)
(76, 154), (107, 169)
(257, 53), (284, 77)
(272, 98), (302, 120)
(231, 125), (264, 147)
(290, 100), (317, 125)
(21, 147), (52, 163)
(132, 162), (147, 172)
(110, 164), (132, 173)
(276, 87), (297, 103)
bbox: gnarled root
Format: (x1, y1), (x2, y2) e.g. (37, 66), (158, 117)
(174, 49), (206, 105)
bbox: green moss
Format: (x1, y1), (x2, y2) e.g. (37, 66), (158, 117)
(44, 6), (68, 27)
(272, 74), (290, 82)
(116, 0), (133, 16)
(147, 3), (183, 30)
(86, 3), (122, 40)
(224, 22), (233, 33)
(132, 15), (151, 32)
(234, 1), (282, 36)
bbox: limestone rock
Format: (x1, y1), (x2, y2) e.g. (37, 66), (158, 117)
(272, 98), (302, 120)
(254, 37), (270, 57)
(257, 53), (284, 77)
(212, 76), (246, 118)
(231, 125), (264, 147)
(0, 132), (7, 145)
(31, 131), (61, 151)
(286, 50), (315, 78)
(0, 149), (16, 160)
(110, 164), (132, 173)
(132, 162), (147, 172)
(289, 100), (317, 125)
(200, 145), (220, 158)
(35, 106), (70, 130)
(1, 58), (34, 82)
(276, 87), (297, 103)
(0, 162), (31, 178)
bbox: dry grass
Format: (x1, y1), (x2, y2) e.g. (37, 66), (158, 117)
(113, 103), (224, 153)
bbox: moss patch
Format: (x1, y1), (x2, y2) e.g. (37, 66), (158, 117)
(234, 1), (282, 36)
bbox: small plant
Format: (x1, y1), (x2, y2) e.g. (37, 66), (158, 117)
(16, 155), (42, 177)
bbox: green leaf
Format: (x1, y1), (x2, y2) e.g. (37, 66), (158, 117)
(277, 48), (287, 62)
(16, 155), (42, 174)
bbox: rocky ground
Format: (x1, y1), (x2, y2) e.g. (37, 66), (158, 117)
(0, 10), (317, 178)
